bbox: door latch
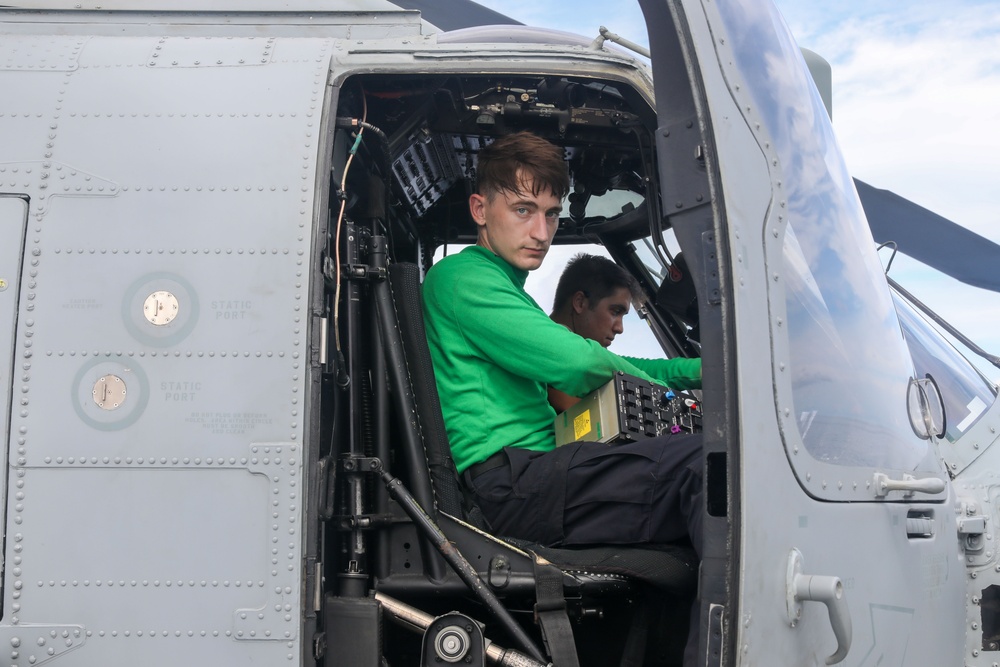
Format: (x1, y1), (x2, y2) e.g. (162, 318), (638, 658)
(872, 472), (945, 498)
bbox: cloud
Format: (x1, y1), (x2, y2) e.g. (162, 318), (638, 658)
(803, 3), (1000, 359)
(784, 4), (1000, 231)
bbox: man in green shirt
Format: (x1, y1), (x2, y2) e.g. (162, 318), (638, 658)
(423, 131), (703, 552)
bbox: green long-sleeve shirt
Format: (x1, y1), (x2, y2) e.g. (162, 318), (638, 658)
(423, 245), (702, 474)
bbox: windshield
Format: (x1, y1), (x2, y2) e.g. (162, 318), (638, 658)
(893, 290), (997, 442)
(716, 0), (941, 476)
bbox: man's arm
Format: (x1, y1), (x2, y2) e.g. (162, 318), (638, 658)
(547, 386), (580, 412)
(425, 253), (666, 397)
(624, 356), (702, 391)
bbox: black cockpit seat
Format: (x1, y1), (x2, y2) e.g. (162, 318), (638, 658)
(374, 262), (698, 663)
(656, 252), (700, 344)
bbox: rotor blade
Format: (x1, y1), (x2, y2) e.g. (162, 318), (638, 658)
(855, 178), (1000, 293)
(391, 0), (521, 31)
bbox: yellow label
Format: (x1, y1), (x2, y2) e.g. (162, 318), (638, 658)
(573, 409), (592, 441)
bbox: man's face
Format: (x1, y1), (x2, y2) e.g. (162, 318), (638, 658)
(574, 286), (632, 347)
(470, 175), (562, 272)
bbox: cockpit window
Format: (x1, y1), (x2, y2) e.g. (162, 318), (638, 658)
(580, 189), (644, 219)
(893, 290), (997, 442)
(715, 0), (944, 481)
(781, 223), (928, 470)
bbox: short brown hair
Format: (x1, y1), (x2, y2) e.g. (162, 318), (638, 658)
(475, 132), (570, 201)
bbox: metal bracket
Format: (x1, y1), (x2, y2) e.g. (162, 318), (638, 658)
(312, 631), (327, 660)
(701, 230), (721, 305)
(343, 263), (387, 282)
(959, 514), (987, 554)
(0, 625), (86, 666)
(959, 516), (987, 535)
(340, 455), (384, 474)
(487, 556), (511, 590)
(317, 456), (336, 519)
(658, 116), (710, 215)
(707, 604), (725, 667)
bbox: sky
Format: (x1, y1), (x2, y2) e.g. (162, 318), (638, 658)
(469, 0), (1000, 378)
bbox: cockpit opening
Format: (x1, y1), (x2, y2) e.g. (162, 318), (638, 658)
(328, 72), (701, 358)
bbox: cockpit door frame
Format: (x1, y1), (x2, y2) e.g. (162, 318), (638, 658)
(638, 0), (739, 663)
(640, 1), (965, 664)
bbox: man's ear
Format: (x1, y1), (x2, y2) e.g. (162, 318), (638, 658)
(571, 290), (589, 314)
(469, 193), (487, 229)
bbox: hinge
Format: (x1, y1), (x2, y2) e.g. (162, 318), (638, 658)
(957, 499), (991, 566)
(314, 561), (323, 612)
(318, 316), (328, 366)
(317, 456), (335, 520)
(959, 499), (987, 555)
(322, 255), (336, 283)
(959, 516), (987, 535)
(707, 603), (725, 667)
(959, 515), (987, 555)
(659, 115), (710, 214)
(701, 231), (721, 305)
(313, 631), (327, 660)
(304, 560), (323, 614)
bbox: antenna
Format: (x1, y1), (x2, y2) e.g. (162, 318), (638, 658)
(801, 48), (833, 119)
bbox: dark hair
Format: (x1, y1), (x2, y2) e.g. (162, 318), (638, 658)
(552, 253), (638, 312)
(475, 132), (570, 201)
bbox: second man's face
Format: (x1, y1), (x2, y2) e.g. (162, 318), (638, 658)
(470, 174), (562, 272)
(575, 287), (632, 347)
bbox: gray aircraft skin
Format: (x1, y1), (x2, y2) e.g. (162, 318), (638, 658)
(1, 1), (997, 666)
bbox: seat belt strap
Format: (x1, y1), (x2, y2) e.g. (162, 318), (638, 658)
(618, 597), (650, 667)
(532, 556), (580, 667)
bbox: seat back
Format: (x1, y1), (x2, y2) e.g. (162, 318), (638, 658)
(388, 262), (470, 521)
(655, 252), (700, 343)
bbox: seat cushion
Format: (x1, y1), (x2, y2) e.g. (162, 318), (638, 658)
(520, 542), (698, 596)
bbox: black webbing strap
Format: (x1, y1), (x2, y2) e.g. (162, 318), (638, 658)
(532, 556), (580, 667)
(618, 597), (650, 667)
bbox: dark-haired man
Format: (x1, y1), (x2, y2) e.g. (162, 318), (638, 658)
(422, 131), (703, 552)
(547, 253), (637, 411)
(551, 252), (636, 348)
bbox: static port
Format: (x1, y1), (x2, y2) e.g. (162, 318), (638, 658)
(92, 374), (127, 410)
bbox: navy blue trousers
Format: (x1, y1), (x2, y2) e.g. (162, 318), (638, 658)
(466, 433), (703, 556)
